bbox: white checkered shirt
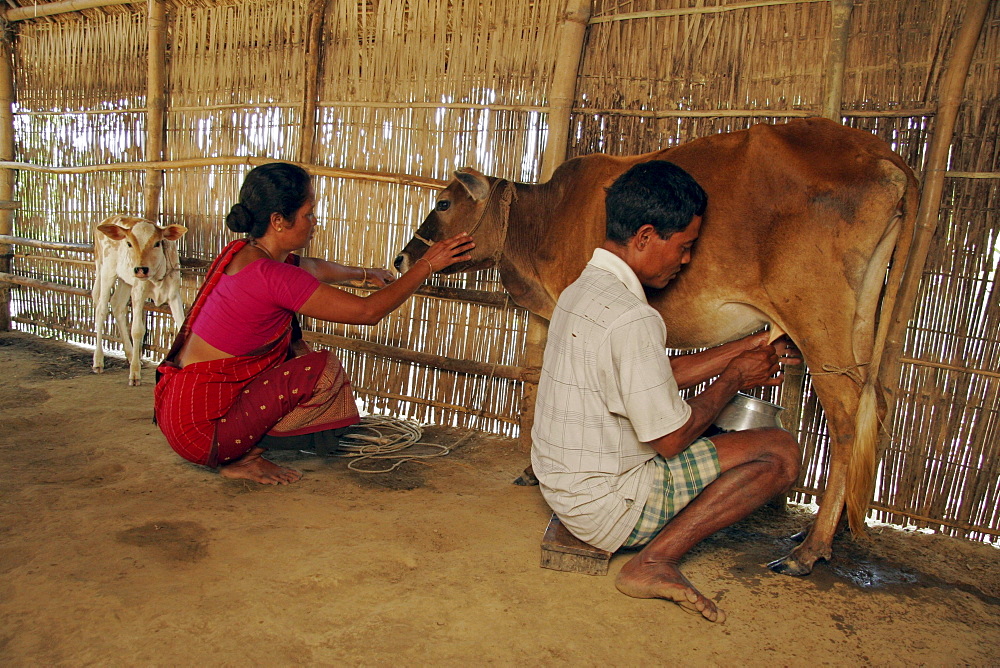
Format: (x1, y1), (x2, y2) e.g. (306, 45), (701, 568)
(531, 248), (692, 551)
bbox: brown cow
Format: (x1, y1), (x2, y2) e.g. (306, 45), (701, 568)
(395, 118), (918, 576)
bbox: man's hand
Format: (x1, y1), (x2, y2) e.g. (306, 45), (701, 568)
(725, 343), (783, 389)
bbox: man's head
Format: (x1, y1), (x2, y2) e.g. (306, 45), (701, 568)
(604, 161), (707, 289)
(606, 160), (707, 243)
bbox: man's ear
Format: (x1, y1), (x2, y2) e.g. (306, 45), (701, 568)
(634, 224), (657, 251)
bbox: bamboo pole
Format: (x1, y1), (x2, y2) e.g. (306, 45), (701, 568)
(299, 0), (329, 164)
(571, 108), (816, 118)
(540, 0), (592, 181)
(588, 0), (830, 23)
(0, 26), (14, 332)
(0, 157), (448, 189)
(144, 0), (167, 221)
(3, 0), (135, 22)
(879, 0), (991, 441)
(822, 0), (854, 120)
(518, 0), (591, 451)
(0, 235), (93, 253)
(0, 272), (90, 298)
(302, 330), (537, 383)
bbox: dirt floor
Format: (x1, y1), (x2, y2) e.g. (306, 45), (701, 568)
(1, 330), (998, 666)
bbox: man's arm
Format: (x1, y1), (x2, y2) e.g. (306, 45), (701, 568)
(670, 331), (801, 389)
(648, 343), (783, 458)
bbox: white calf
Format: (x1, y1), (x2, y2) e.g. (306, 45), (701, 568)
(92, 215), (188, 385)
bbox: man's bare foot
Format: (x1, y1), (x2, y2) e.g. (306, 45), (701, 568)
(219, 447), (302, 485)
(615, 555), (726, 623)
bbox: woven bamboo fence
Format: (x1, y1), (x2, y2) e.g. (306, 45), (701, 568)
(0, 0), (996, 544)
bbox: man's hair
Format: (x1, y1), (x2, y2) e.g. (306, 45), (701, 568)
(605, 161), (707, 244)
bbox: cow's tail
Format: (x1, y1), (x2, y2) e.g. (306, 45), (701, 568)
(845, 160), (919, 535)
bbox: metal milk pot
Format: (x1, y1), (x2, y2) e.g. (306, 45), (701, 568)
(713, 392), (786, 431)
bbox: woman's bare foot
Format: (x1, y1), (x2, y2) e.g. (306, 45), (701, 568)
(219, 447), (302, 485)
(615, 554), (726, 623)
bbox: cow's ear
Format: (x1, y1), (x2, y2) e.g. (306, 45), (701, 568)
(161, 225), (188, 241)
(97, 223), (128, 241)
(454, 168), (491, 202)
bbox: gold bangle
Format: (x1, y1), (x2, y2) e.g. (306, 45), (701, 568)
(417, 257), (435, 275)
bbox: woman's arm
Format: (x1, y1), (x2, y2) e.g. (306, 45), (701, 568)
(296, 233), (474, 326)
(298, 257), (396, 287)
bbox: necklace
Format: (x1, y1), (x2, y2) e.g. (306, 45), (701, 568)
(250, 240), (275, 261)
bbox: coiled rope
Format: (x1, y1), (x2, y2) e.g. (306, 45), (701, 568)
(318, 415), (451, 474)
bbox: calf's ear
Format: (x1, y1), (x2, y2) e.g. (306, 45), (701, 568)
(97, 223), (128, 241)
(160, 224), (188, 241)
(454, 168), (491, 202)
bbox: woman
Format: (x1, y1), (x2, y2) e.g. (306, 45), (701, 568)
(154, 162), (474, 485)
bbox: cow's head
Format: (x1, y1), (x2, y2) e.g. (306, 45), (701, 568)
(394, 168), (514, 275)
(97, 215), (188, 280)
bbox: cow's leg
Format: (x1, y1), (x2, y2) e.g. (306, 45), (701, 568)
(91, 271), (113, 374)
(109, 284), (133, 361)
(127, 283), (149, 386)
(768, 369), (862, 575)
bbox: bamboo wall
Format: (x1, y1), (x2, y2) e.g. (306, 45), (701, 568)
(0, 0), (996, 543)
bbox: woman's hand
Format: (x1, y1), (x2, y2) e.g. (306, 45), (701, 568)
(362, 267), (396, 287)
(416, 232), (476, 274)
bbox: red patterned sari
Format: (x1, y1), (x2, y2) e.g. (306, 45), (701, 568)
(154, 240), (360, 467)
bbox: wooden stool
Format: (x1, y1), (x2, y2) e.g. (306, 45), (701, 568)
(540, 514), (611, 576)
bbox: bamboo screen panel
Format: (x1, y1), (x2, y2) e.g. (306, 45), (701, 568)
(570, 0), (999, 542)
(9, 11), (153, 353)
(873, 2), (1000, 543)
(575, 0), (831, 154)
(307, 0), (568, 433)
(163, 0), (307, 264)
(573, 0), (836, 512)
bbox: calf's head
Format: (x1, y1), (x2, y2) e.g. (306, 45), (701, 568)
(394, 167), (512, 275)
(97, 216), (188, 280)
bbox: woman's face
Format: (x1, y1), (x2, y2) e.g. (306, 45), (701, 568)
(283, 190), (317, 249)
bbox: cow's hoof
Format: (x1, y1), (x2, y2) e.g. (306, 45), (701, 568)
(93, 367), (104, 375)
(129, 378), (141, 387)
(767, 554), (815, 576)
(513, 465), (539, 486)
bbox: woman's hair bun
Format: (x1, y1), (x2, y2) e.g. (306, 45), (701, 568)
(225, 202), (253, 234)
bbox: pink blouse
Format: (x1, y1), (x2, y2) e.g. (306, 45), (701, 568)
(192, 258), (320, 356)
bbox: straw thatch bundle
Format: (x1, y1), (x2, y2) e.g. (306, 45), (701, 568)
(0, 0), (996, 542)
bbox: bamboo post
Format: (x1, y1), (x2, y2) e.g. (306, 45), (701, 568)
(539, 0), (592, 182)
(299, 0), (329, 163)
(517, 0), (591, 451)
(144, 0), (167, 221)
(0, 25), (15, 332)
(879, 0), (991, 437)
(822, 0), (854, 121)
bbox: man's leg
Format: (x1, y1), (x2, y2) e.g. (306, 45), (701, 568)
(615, 427), (800, 622)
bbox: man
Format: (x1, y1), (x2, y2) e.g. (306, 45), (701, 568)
(531, 160), (801, 623)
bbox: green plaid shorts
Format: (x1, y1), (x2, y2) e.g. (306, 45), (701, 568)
(621, 438), (721, 549)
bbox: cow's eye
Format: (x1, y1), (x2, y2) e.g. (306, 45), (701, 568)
(126, 242), (132, 247)
(436, 200), (451, 212)
(154, 241), (161, 247)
